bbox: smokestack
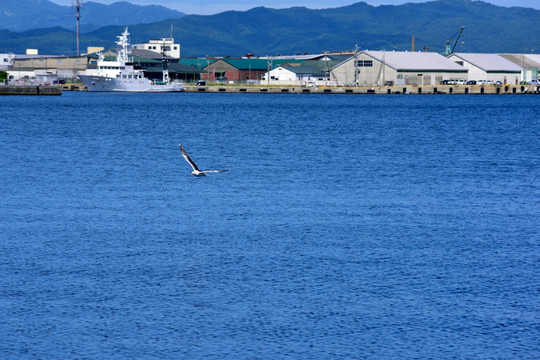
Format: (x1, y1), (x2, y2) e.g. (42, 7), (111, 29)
(411, 36), (415, 52)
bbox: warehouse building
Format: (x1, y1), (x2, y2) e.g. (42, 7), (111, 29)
(330, 51), (468, 86)
(447, 53), (522, 85)
(8, 54), (90, 83)
(498, 53), (540, 83)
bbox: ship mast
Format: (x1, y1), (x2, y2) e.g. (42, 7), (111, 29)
(161, 40), (170, 84)
(73, 0), (83, 56)
(116, 27), (131, 64)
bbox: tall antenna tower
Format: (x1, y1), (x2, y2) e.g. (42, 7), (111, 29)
(73, 0), (83, 56)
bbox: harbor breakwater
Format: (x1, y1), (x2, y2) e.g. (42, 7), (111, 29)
(0, 85), (62, 95)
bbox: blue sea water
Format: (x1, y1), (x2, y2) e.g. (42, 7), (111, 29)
(0, 92), (538, 359)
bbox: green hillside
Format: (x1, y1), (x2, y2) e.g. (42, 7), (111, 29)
(1, 0), (539, 56)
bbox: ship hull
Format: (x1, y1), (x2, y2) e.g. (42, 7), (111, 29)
(79, 75), (184, 92)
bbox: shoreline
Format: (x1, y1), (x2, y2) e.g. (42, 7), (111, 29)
(183, 84), (539, 95)
(51, 83), (540, 95)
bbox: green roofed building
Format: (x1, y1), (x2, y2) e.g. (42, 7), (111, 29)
(199, 58), (305, 84)
(261, 59), (346, 86)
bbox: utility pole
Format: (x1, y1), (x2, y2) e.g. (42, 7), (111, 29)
(354, 44), (359, 87)
(74, 0), (83, 56)
(206, 56), (210, 82)
(267, 56), (273, 86)
(324, 51), (329, 83)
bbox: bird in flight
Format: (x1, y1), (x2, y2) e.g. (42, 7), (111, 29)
(179, 144), (230, 177)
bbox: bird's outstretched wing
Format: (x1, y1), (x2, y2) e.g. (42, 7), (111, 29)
(202, 169), (230, 173)
(179, 144), (200, 171)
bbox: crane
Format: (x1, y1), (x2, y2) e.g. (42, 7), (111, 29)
(444, 26), (465, 55)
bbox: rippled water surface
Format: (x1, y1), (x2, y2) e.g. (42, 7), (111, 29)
(1, 92), (539, 359)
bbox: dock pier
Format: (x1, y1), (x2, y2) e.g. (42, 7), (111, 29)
(0, 85), (62, 95)
(55, 83), (540, 95)
(184, 84), (539, 95)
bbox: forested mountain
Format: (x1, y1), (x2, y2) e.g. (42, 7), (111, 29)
(1, 0), (538, 56)
(0, 0), (185, 32)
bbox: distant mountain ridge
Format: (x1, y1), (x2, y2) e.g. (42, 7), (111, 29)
(1, 0), (539, 57)
(0, 0), (186, 32)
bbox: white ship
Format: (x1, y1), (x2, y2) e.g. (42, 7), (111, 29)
(78, 28), (184, 92)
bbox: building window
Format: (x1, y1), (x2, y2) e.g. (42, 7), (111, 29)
(355, 60), (373, 67)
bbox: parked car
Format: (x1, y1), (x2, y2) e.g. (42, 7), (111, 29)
(440, 80), (450, 85)
(494, 81), (503, 86)
(466, 80), (477, 85)
(528, 79), (540, 85)
(455, 79), (466, 85)
(196, 80), (206, 86)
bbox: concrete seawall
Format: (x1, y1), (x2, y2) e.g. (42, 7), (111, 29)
(0, 86), (62, 95)
(185, 84), (539, 95)
(59, 83), (540, 95)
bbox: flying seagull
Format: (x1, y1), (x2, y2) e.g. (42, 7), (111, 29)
(179, 144), (230, 177)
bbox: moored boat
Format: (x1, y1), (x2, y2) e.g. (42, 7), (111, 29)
(78, 28), (184, 92)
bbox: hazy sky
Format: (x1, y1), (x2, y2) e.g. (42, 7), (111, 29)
(51, 1), (540, 15)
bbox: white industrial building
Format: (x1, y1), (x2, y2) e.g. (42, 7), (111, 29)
(447, 53), (522, 84)
(261, 65), (329, 86)
(132, 38), (180, 59)
(0, 53), (15, 70)
(6, 55), (89, 83)
(330, 51), (468, 86)
(498, 53), (540, 83)
(260, 58), (345, 86)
